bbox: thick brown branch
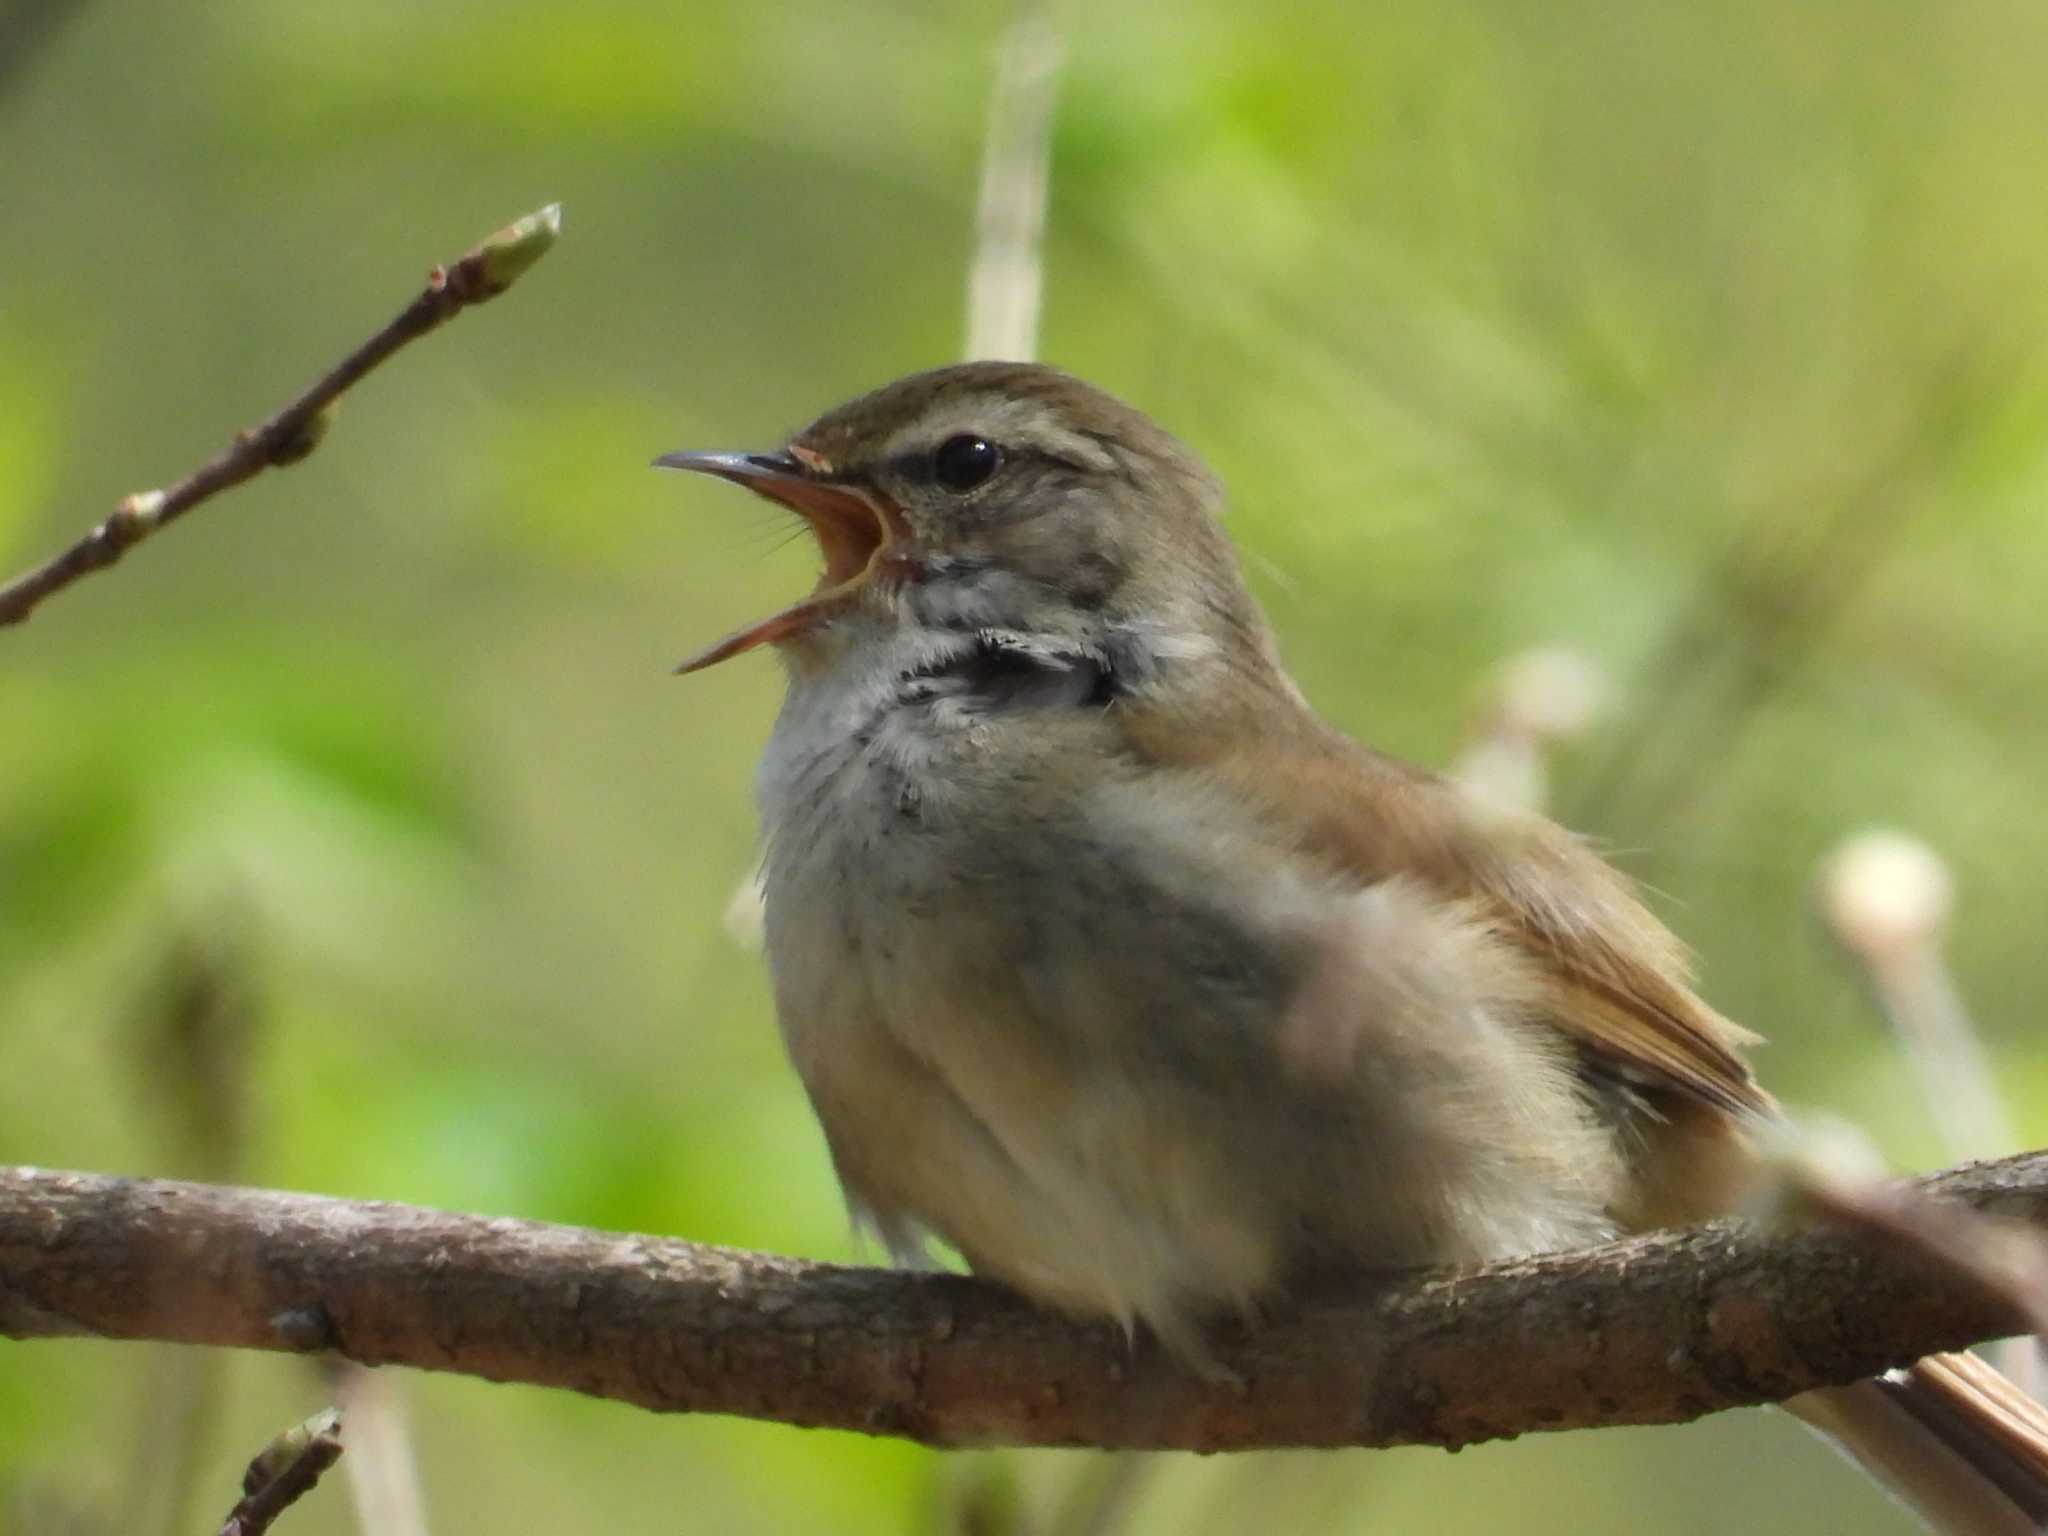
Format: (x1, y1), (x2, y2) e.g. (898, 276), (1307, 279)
(0, 203), (560, 629)
(2, 1156), (2043, 1452)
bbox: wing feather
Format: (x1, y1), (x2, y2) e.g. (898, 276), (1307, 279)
(1121, 711), (1771, 1119)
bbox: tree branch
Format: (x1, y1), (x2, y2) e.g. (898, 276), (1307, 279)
(1, 1157), (2042, 1452)
(0, 203), (560, 629)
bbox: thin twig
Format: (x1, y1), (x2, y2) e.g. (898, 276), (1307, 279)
(3, 1157), (2046, 1453)
(0, 203), (561, 629)
(217, 1409), (345, 1536)
(964, 0), (1065, 362)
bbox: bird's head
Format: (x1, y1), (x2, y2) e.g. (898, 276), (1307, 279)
(659, 362), (1287, 709)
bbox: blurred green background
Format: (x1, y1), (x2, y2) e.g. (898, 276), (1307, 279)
(4, 1), (2046, 1532)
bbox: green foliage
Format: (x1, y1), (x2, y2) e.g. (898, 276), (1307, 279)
(5, 2), (2047, 1533)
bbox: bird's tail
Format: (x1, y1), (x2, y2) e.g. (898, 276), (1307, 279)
(1790, 1350), (2048, 1535)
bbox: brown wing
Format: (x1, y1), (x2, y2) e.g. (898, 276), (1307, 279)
(1122, 709), (1771, 1121)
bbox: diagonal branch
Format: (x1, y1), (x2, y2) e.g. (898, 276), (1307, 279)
(0, 203), (561, 629)
(2, 1155), (2045, 1452)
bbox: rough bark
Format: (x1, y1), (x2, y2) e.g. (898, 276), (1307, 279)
(2, 1156), (2042, 1452)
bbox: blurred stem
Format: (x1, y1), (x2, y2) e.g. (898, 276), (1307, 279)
(154, 1357), (231, 1536)
(1047, 1454), (1150, 1536)
(964, 0), (1065, 362)
(0, 203), (561, 629)
(1819, 832), (2038, 1395)
(1877, 945), (2038, 1404)
(1866, 948), (2020, 1166)
(120, 918), (262, 1536)
(0, 0), (86, 99)
(137, 924), (260, 1180)
(937, 1453), (1024, 1536)
(1450, 648), (1604, 812)
(327, 1365), (430, 1536)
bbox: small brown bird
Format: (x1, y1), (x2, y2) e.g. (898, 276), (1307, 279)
(662, 362), (2048, 1534)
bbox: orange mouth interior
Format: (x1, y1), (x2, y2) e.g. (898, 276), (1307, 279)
(673, 472), (902, 674)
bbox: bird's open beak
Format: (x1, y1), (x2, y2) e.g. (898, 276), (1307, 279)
(654, 450), (906, 674)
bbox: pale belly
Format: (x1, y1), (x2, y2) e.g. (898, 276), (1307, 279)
(752, 683), (1620, 1358)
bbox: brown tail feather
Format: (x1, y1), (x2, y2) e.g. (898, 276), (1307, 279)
(1789, 1352), (2048, 1535)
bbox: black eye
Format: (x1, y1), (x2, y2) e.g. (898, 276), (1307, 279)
(933, 434), (1001, 492)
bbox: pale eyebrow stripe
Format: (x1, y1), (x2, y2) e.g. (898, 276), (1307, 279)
(881, 439), (1101, 484)
(878, 393), (1122, 475)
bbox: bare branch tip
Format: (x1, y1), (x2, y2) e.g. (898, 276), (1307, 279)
(220, 1408), (345, 1536)
(473, 201), (564, 295)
